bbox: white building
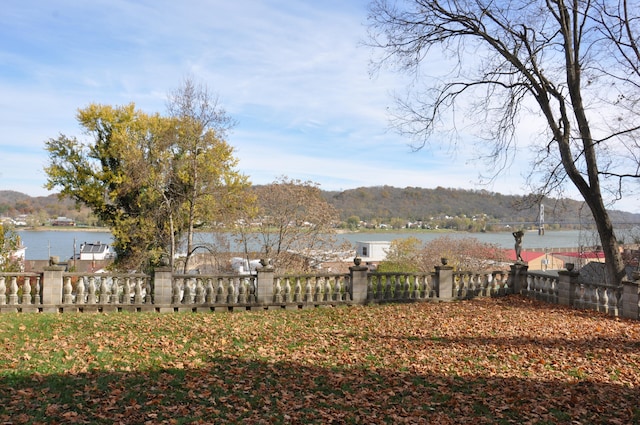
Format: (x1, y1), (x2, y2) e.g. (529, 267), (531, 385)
(78, 241), (115, 260)
(355, 241), (391, 263)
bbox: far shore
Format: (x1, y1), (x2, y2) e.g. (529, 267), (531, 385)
(18, 226), (111, 232)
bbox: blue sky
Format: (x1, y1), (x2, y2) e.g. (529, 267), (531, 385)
(1, 1), (637, 212)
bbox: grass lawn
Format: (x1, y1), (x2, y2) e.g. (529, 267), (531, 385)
(1, 295), (639, 424)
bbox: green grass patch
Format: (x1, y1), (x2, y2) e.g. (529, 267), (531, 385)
(0, 297), (638, 424)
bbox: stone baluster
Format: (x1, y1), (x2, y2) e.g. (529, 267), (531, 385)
(63, 277), (73, 304)
(227, 278), (236, 304)
(22, 277), (32, 305)
(411, 275), (420, 299)
(134, 278), (144, 304)
(205, 279), (214, 304)
(333, 277), (342, 301)
(8, 276), (18, 305)
(303, 277), (313, 302)
(607, 287), (619, 316)
(314, 277), (323, 302)
(419, 275), (426, 299)
(99, 277), (109, 304)
(248, 278), (256, 304)
(458, 274), (468, 299)
(168, 278), (177, 304)
(273, 277), (282, 303)
(111, 277), (120, 304)
(145, 278), (152, 304)
(215, 278), (225, 303)
(294, 277), (302, 302)
(195, 278), (206, 304)
(88, 276), (97, 304)
(342, 276), (351, 302)
(395, 275), (403, 299)
(384, 275), (393, 300)
(76, 277), (86, 305)
(123, 278), (133, 304)
(237, 279), (247, 304)
(590, 284), (599, 311)
(403, 275), (410, 299)
(283, 278), (292, 303)
(324, 278), (332, 302)
(0, 276), (5, 305)
(34, 276), (41, 305)
(366, 275), (374, 301)
(182, 278), (192, 304)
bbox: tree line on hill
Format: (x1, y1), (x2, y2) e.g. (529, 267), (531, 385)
(323, 186), (639, 229)
(2, 185), (638, 231)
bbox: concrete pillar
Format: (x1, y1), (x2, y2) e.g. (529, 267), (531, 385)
(621, 277), (639, 320)
(510, 263), (529, 295)
(349, 260), (369, 304)
(41, 266), (65, 313)
(435, 265), (454, 301)
(557, 268), (579, 307)
(153, 267), (174, 312)
(256, 265), (275, 305)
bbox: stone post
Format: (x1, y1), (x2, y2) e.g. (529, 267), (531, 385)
(509, 263), (529, 295)
(153, 267), (174, 312)
(255, 264), (275, 306)
(41, 265), (65, 313)
(621, 275), (640, 320)
(349, 258), (369, 305)
(557, 267), (579, 307)
(435, 261), (454, 301)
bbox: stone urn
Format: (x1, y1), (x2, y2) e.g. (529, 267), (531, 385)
(565, 263), (575, 272)
(441, 257), (448, 266)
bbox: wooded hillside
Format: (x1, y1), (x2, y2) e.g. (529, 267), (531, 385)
(322, 186), (639, 226)
(1, 187), (638, 228)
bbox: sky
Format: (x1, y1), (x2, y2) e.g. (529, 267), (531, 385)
(1, 0), (638, 213)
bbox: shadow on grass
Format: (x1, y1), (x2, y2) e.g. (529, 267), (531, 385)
(2, 355), (639, 424)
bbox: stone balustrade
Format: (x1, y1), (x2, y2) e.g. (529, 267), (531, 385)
(523, 271), (559, 303)
(0, 272), (42, 312)
(0, 262), (639, 320)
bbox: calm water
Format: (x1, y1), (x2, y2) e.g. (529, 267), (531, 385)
(17, 228), (598, 261)
(18, 230), (114, 261)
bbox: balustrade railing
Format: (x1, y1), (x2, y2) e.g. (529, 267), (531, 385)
(273, 273), (351, 305)
(367, 272), (435, 302)
(171, 274), (257, 310)
(0, 263), (638, 319)
(524, 271), (559, 303)
(0, 272), (42, 311)
(453, 270), (509, 298)
(61, 272), (152, 311)
(574, 282), (622, 316)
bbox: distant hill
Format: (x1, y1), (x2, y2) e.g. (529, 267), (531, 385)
(321, 186), (640, 226)
(0, 191), (95, 225)
(2, 187), (639, 228)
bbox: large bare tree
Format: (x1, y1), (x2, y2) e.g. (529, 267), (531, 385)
(236, 177), (342, 273)
(368, 0), (640, 285)
(165, 78), (250, 273)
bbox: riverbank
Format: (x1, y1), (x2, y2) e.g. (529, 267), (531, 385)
(20, 226), (111, 232)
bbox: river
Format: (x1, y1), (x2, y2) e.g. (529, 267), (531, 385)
(17, 228), (604, 261)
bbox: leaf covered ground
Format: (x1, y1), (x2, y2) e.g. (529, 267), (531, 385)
(1, 296), (639, 424)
